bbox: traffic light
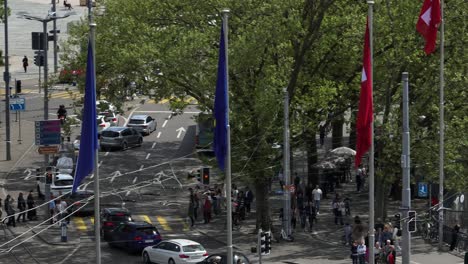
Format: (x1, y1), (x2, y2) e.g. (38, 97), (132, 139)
(196, 169), (201, 182)
(34, 55), (40, 66)
(15, 80), (22, 94)
(202, 167), (210, 185)
(33, 54), (45, 66)
(408, 211), (416, 232)
(39, 55), (45, 66)
(260, 231), (272, 255)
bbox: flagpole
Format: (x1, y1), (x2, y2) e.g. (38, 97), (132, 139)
(367, 1), (375, 263)
(438, 0), (445, 251)
(221, 9), (234, 264)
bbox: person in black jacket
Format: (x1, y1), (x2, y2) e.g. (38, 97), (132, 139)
(5, 195), (16, 227)
(450, 224), (460, 251)
(16, 193), (27, 222)
(27, 191), (38, 221)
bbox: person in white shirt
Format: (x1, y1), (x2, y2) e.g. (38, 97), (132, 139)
(312, 185), (322, 214)
(357, 239), (367, 264)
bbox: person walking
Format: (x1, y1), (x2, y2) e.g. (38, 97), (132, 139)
(49, 198), (56, 224)
(350, 241), (359, 264)
(244, 187), (254, 214)
(27, 190), (38, 221)
(5, 195), (16, 227)
(356, 166), (363, 192)
(203, 194), (212, 224)
(304, 201), (317, 233)
(450, 224), (460, 251)
(188, 188), (196, 227)
(312, 185), (322, 214)
(357, 239), (367, 264)
(16, 193), (27, 222)
(344, 222), (352, 246)
(22, 56), (29, 73)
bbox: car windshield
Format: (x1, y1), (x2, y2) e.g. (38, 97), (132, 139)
(55, 179), (74, 186)
(136, 227), (157, 235)
(101, 131), (119, 137)
(183, 244), (205, 252)
(109, 215), (132, 222)
(129, 119), (145, 124)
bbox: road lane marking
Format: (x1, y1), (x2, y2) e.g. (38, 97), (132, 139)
(104, 151), (109, 156)
(74, 217), (87, 231)
(90, 173), (94, 179)
(125, 190), (131, 196)
(145, 153), (151, 160)
(142, 215), (152, 224)
(151, 142), (156, 149)
(162, 120), (168, 128)
(58, 245), (81, 264)
(157, 216), (172, 231)
(132, 177), (138, 184)
(140, 165), (145, 170)
(157, 132), (161, 138)
(133, 110), (201, 114)
(176, 127), (186, 138)
(98, 161), (103, 167)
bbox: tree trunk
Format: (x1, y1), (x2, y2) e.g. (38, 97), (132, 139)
(331, 114), (344, 149)
(254, 177), (271, 231)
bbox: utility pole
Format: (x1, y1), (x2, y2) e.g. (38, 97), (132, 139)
(401, 72), (411, 264)
(3, 0), (11, 161)
(52, 0), (58, 73)
(283, 88), (291, 238)
(438, 0), (445, 250)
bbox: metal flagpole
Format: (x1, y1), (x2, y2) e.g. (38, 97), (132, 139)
(283, 88), (291, 238)
(3, 0), (12, 161)
(221, 9), (233, 264)
(401, 72), (411, 264)
(367, 1), (375, 263)
(438, 0), (445, 250)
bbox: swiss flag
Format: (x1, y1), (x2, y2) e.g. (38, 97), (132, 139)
(416, 0), (441, 55)
(355, 19), (373, 168)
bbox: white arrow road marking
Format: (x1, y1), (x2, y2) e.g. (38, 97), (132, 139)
(90, 173), (94, 179)
(157, 132), (162, 138)
(24, 168), (34, 180)
(110, 170), (122, 183)
(139, 165), (144, 171)
(125, 191), (131, 196)
(132, 177), (138, 184)
(151, 142), (156, 149)
(176, 127), (186, 138)
(145, 153), (151, 160)
(104, 152), (109, 156)
(98, 161), (103, 168)
(162, 120), (168, 128)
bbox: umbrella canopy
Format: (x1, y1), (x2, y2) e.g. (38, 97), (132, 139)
(330, 147), (356, 156)
(324, 155), (347, 165)
(313, 160), (337, 169)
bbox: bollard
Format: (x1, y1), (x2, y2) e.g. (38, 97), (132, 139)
(61, 222), (67, 242)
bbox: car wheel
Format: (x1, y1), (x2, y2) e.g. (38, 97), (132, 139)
(122, 142), (128, 150)
(138, 138), (143, 146)
(142, 252), (151, 264)
(168, 259), (175, 264)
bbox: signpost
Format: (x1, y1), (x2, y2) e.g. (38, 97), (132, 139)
(35, 120), (62, 146)
(38, 146), (59, 154)
(418, 182), (428, 198)
(10, 97), (25, 143)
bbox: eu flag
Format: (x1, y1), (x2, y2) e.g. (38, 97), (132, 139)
(73, 41), (98, 193)
(213, 27), (228, 171)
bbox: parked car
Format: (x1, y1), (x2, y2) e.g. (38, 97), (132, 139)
(100, 127), (143, 151)
(64, 190), (94, 216)
(97, 115), (111, 134)
(196, 252), (250, 264)
(126, 115), (157, 135)
(38, 173), (74, 197)
(96, 100), (117, 112)
(107, 221), (162, 253)
(101, 208), (134, 241)
(99, 111), (119, 126)
(142, 239), (208, 264)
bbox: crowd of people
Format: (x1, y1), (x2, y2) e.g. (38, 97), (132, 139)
(1, 190), (39, 228)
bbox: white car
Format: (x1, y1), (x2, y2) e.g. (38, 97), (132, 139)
(142, 239), (208, 264)
(96, 100), (117, 112)
(38, 173), (74, 197)
(97, 115), (111, 133)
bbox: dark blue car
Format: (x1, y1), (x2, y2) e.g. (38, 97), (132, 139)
(107, 221), (162, 253)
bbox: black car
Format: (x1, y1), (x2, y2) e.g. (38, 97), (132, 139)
(64, 190), (94, 216)
(101, 208), (134, 241)
(196, 252), (251, 264)
(107, 221), (162, 253)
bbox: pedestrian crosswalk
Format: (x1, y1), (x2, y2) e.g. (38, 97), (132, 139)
(70, 214), (189, 233)
(0, 88), (81, 100)
(146, 97), (197, 105)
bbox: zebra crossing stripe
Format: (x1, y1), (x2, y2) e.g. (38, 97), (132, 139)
(74, 217), (87, 231)
(141, 215), (152, 224)
(90, 217), (95, 225)
(177, 217), (190, 231)
(156, 216), (172, 231)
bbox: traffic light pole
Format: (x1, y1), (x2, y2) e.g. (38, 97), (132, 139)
(257, 229), (262, 264)
(42, 20), (51, 210)
(401, 72), (411, 264)
(52, 0), (58, 73)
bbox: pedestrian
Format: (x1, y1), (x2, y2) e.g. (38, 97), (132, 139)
(188, 188), (196, 227)
(350, 241), (359, 264)
(312, 185), (322, 214)
(450, 224), (460, 251)
(319, 125), (326, 147)
(27, 190), (38, 221)
(193, 186), (201, 221)
(344, 222), (352, 245)
(57, 199), (68, 224)
(344, 197), (351, 216)
(352, 216), (366, 243)
(386, 245), (396, 264)
(49, 198), (56, 224)
(244, 187), (254, 214)
(22, 56), (28, 73)
(357, 239), (367, 264)
(5, 195), (16, 227)
(374, 241), (382, 264)
(203, 194), (212, 224)
(356, 166), (363, 192)
(332, 194), (344, 225)
(16, 193), (27, 222)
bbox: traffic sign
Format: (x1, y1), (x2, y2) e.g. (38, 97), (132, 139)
(38, 146), (59, 154)
(35, 120), (62, 146)
(418, 182), (428, 198)
(9, 97), (25, 111)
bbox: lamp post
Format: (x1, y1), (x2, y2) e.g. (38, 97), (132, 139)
(3, 0), (11, 161)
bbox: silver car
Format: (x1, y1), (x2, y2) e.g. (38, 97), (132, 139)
(126, 115), (157, 135)
(100, 127), (143, 151)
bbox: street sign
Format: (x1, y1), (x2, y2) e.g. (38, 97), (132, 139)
(418, 182), (428, 198)
(38, 146), (59, 154)
(9, 97), (25, 111)
(35, 120), (62, 146)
